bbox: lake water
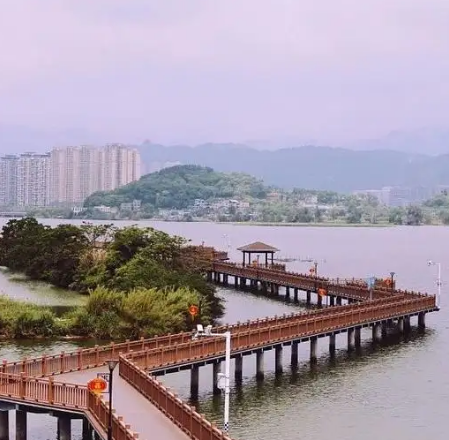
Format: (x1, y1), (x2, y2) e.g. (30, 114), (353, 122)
(0, 219), (448, 440)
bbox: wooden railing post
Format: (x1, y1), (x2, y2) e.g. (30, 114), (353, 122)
(42, 355), (47, 376)
(77, 349), (83, 370)
(95, 345), (100, 365)
(60, 352), (65, 373)
(19, 372), (26, 398)
(48, 377), (54, 404)
(21, 358), (27, 374)
(2, 360), (7, 374)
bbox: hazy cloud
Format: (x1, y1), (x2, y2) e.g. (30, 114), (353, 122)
(0, 0), (448, 146)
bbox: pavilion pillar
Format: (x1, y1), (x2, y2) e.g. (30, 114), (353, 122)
(336, 296), (342, 305)
(306, 290), (311, 304)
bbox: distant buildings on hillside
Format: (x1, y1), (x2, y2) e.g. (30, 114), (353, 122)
(0, 144), (141, 208)
(353, 185), (449, 207)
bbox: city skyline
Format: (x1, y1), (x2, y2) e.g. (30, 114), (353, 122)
(0, 144), (141, 208)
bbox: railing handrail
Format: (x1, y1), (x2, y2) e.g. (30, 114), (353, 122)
(125, 296), (436, 371)
(119, 355), (233, 440)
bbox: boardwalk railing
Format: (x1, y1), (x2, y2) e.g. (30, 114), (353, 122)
(119, 355), (232, 440)
(88, 392), (139, 440)
(211, 262), (402, 300)
(126, 295), (436, 371)
(0, 372), (87, 409)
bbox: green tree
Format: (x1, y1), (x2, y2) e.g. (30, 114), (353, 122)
(405, 205), (423, 225)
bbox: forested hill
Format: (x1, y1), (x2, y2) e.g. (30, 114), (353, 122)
(84, 165), (270, 209)
(137, 143), (449, 192)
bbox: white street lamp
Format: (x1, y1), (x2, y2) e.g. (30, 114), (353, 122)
(193, 324), (231, 433)
(427, 260), (441, 309)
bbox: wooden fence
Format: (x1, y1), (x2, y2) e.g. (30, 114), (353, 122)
(211, 262), (410, 300)
(0, 372), (87, 409)
(119, 356), (232, 440)
(87, 392), (139, 440)
(127, 295), (436, 371)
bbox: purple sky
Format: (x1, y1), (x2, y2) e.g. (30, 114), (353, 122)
(0, 0), (448, 146)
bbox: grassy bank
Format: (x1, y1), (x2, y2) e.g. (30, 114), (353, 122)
(0, 287), (209, 340)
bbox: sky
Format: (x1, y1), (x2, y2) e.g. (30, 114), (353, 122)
(0, 0), (448, 147)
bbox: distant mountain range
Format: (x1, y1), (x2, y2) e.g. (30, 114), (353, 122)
(2, 123), (449, 192)
(137, 142), (449, 193)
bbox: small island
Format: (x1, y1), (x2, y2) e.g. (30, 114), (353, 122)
(0, 218), (223, 340)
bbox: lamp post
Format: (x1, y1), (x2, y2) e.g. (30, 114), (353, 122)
(107, 360), (118, 440)
(389, 271), (395, 292)
(193, 325), (231, 433)
(427, 260), (441, 309)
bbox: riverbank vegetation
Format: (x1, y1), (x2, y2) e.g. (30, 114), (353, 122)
(0, 218), (222, 339)
(77, 165), (433, 225)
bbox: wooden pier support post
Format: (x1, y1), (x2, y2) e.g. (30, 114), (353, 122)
(347, 328), (355, 351)
(82, 418), (92, 440)
(404, 316), (411, 333)
(293, 288), (299, 302)
(0, 411), (9, 440)
(355, 327), (361, 347)
(329, 334), (336, 355)
(234, 276), (239, 288)
(329, 296), (335, 306)
(285, 287), (290, 299)
(16, 410), (27, 440)
(317, 295), (323, 307)
(291, 341), (299, 366)
(306, 290), (311, 304)
(310, 337), (317, 362)
(418, 312), (426, 329)
(57, 416), (71, 440)
(213, 361), (221, 394)
(190, 366), (199, 396)
(256, 351), (264, 380)
(372, 323), (382, 342)
(336, 297), (342, 306)
(397, 317), (404, 333)
(234, 355), (243, 382)
(275, 345), (283, 374)
(381, 321), (388, 338)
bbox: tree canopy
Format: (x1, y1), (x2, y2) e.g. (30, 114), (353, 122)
(84, 165), (268, 209)
(0, 219), (224, 338)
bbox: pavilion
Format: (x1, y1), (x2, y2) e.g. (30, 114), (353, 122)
(237, 241), (279, 267)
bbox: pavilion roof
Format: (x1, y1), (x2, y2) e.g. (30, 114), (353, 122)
(237, 241), (279, 253)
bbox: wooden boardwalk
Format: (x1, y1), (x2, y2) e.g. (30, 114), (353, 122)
(0, 260), (439, 440)
(58, 367), (190, 440)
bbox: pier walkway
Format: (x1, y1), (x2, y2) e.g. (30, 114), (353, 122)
(0, 257), (439, 440)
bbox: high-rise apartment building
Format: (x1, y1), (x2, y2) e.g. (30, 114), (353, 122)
(50, 146), (102, 205)
(0, 155), (19, 206)
(101, 144), (141, 192)
(0, 145), (140, 208)
(49, 144), (141, 205)
(0, 153), (50, 207)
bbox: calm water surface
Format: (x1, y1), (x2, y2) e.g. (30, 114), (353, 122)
(0, 219), (448, 440)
